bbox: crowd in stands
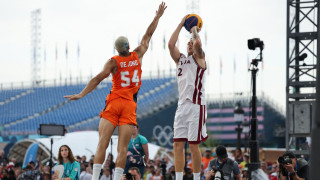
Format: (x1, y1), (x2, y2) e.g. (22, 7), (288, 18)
(0, 145), (302, 180)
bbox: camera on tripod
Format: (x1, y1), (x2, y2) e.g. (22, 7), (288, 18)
(248, 38), (264, 50)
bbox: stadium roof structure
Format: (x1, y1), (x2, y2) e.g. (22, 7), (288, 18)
(8, 131), (161, 164)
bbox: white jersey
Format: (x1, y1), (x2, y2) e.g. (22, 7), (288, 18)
(176, 54), (206, 105)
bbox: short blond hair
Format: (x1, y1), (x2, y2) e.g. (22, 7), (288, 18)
(114, 36), (129, 53)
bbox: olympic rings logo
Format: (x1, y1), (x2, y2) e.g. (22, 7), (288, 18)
(152, 125), (173, 147)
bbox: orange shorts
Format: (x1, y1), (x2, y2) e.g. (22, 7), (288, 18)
(99, 97), (137, 127)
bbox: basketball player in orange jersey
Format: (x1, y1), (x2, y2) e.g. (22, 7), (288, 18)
(64, 2), (166, 180)
(168, 16), (207, 180)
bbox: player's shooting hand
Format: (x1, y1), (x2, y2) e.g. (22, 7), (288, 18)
(156, 2), (167, 18)
(191, 26), (201, 33)
(64, 94), (83, 101)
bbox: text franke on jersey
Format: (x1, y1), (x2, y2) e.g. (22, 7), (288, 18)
(120, 60), (139, 68)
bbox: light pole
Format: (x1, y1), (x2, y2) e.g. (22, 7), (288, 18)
(242, 119), (250, 153)
(234, 102), (244, 149)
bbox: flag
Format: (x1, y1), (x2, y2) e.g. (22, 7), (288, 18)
(77, 42), (80, 60)
(65, 42), (68, 60)
(55, 43), (58, 61)
(163, 35), (166, 50)
(220, 57), (223, 75)
(233, 57), (236, 72)
(247, 54), (250, 69)
(44, 47), (46, 62)
(205, 30), (207, 47)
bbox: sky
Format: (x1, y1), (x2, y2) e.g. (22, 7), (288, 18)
(0, 0), (287, 108)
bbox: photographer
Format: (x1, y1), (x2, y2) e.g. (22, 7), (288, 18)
(122, 167), (141, 180)
(206, 145), (241, 180)
(278, 151), (309, 180)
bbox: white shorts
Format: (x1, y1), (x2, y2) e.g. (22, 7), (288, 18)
(173, 100), (208, 144)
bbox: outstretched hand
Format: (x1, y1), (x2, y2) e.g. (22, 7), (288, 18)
(156, 2), (167, 18)
(180, 14), (189, 25)
(64, 94), (82, 101)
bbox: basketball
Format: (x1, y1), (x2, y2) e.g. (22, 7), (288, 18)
(184, 14), (203, 32)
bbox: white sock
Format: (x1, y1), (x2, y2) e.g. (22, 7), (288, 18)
(114, 167), (124, 180)
(193, 173), (200, 180)
(92, 164), (102, 180)
(176, 172), (183, 180)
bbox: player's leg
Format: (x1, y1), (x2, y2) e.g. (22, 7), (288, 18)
(92, 118), (116, 180)
(189, 143), (202, 173)
(113, 98), (136, 180)
(188, 103), (207, 180)
(174, 141), (186, 171)
(114, 124), (134, 180)
(173, 102), (188, 180)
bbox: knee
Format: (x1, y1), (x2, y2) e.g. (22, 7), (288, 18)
(189, 144), (200, 153)
(118, 147), (128, 156)
(174, 142), (185, 152)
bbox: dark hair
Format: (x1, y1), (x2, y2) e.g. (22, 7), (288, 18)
(283, 151), (296, 159)
(129, 167), (141, 175)
(216, 145), (228, 159)
(57, 145), (76, 164)
(135, 124), (139, 129)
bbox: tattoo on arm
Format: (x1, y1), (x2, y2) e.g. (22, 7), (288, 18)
(191, 28), (199, 39)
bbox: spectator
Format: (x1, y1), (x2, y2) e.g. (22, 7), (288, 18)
(0, 165), (4, 179)
(241, 167), (248, 180)
(239, 153), (249, 169)
(154, 158), (161, 170)
(42, 172), (51, 180)
(124, 124), (149, 177)
(278, 151), (309, 180)
(268, 162), (278, 180)
(17, 165), (41, 180)
(79, 166), (93, 180)
(183, 168), (193, 180)
(100, 167), (111, 180)
(145, 165), (155, 180)
(2, 169), (15, 180)
(260, 161), (268, 176)
(166, 165), (175, 180)
(206, 145), (241, 180)
(202, 149), (214, 170)
(107, 153), (115, 175)
(151, 169), (162, 180)
(53, 144), (81, 180)
(0, 150), (8, 165)
(76, 156), (81, 163)
(234, 148), (243, 164)
(81, 155), (87, 164)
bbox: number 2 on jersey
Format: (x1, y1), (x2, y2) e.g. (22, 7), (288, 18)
(121, 70), (139, 87)
(178, 68), (182, 76)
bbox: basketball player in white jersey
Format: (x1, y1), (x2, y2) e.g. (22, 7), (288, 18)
(168, 16), (207, 180)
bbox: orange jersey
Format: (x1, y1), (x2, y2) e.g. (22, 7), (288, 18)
(107, 51), (142, 102)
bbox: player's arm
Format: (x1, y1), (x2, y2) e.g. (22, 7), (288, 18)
(190, 26), (206, 68)
(134, 2), (167, 62)
(64, 59), (117, 100)
(168, 15), (188, 64)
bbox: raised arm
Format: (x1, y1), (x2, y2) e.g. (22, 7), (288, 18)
(64, 59), (117, 100)
(190, 26), (206, 68)
(168, 15), (188, 64)
(134, 2), (167, 62)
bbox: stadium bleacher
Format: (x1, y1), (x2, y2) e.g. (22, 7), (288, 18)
(1, 77), (177, 134)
